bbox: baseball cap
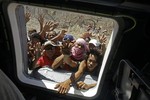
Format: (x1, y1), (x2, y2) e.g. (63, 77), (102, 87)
(43, 40), (58, 49)
(63, 34), (75, 41)
(89, 39), (100, 47)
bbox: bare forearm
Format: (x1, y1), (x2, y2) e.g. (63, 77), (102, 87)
(74, 60), (86, 81)
(51, 54), (64, 69)
(70, 71), (83, 84)
(39, 30), (46, 40)
(50, 34), (62, 42)
(64, 56), (78, 68)
(100, 44), (106, 55)
(39, 24), (43, 32)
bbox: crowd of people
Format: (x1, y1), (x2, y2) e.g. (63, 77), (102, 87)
(25, 11), (108, 94)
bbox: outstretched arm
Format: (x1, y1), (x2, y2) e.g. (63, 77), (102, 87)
(98, 34), (107, 55)
(50, 29), (66, 42)
(37, 13), (45, 32)
(54, 60), (87, 94)
(51, 54), (64, 69)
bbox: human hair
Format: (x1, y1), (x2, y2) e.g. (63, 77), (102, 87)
(86, 47), (103, 67)
(28, 29), (37, 34)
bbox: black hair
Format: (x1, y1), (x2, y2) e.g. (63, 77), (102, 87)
(86, 48), (103, 66)
(31, 32), (41, 40)
(28, 29), (37, 34)
(86, 47), (103, 76)
(31, 32), (46, 44)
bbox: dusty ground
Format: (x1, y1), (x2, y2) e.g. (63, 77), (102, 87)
(26, 5), (114, 42)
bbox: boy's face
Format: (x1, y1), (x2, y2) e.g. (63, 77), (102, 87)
(47, 31), (57, 40)
(86, 54), (98, 72)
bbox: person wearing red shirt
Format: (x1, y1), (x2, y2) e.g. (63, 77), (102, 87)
(34, 40), (59, 68)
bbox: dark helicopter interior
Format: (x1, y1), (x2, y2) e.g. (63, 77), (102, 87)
(0, 0), (150, 100)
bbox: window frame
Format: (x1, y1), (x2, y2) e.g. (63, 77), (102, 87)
(7, 2), (123, 99)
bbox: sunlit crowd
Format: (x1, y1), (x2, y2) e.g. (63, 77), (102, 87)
(25, 11), (108, 94)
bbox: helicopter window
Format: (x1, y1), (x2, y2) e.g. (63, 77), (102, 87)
(7, 2), (119, 98)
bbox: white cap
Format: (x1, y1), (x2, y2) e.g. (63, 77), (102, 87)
(43, 40), (57, 49)
(89, 39), (100, 47)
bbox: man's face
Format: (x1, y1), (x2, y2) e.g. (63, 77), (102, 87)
(44, 45), (56, 58)
(86, 54), (98, 72)
(89, 43), (95, 49)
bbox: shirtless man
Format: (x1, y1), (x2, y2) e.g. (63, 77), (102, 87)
(54, 48), (103, 94)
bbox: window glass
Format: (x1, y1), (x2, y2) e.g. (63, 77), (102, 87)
(8, 3), (118, 98)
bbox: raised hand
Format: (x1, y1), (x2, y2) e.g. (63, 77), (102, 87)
(34, 42), (42, 59)
(48, 22), (59, 31)
(81, 32), (93, 39)
(98, 34), (107, 45)
(42, 21), (53, 32)
(57, 29), (67, 39)
(60, 40), (72, 55)
(37, 13), (45, 32)
(25, 12), (31, 23)
(97, 34), (107, 55)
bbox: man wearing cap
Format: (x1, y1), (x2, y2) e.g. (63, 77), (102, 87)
(33, 40), (60, 69)
(51, 34), (76, 70)
(88, 34), (107, 55)
(63, 34), (75, 42)
(89, 39), (101, 49)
